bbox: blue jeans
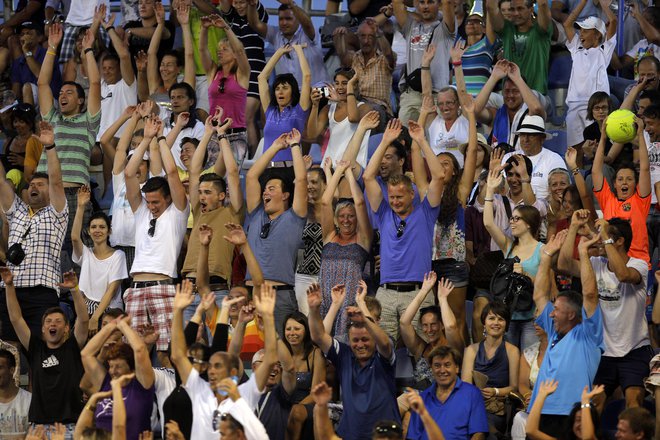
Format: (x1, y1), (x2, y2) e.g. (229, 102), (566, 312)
(506, 320), (538, 351)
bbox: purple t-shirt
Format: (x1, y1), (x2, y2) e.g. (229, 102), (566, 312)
(376, 196), (439, 283)
(94, 374), (154, 439)
(263, 103), (309, 162)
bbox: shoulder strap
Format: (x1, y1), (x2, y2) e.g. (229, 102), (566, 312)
(501, 196), (512, 220)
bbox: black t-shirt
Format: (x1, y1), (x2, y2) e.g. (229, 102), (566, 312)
(346, 0), (389, 23)
(26, 334), (84, 424)
(256, 384), (293, 440)
(124, 20), (176, 61)
(163, 386), (193, 440)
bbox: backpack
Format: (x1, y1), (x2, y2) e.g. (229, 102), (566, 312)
(489, 256), (535, 314)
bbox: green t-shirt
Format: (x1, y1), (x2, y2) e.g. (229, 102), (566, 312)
(190, 8), (226, 76)
(499, 20), (552, 95)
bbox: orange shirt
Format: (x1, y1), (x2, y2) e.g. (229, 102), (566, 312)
(594, 179), (651, 265)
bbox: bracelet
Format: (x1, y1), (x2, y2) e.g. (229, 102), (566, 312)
(86, 404), (96, 412)
(581, 403), (591, 409)
(452, 60), (462, 66)
(157, 136), (167, 143)
(45, 144), (56, 151)
(420, 66), (430, 70)
(289, 142), (301, 149)
(84, 48), (94, 55)
(542, 249), (553, 257)
(572, 167), (580, 176)
(46, 50), (57, 57)
(106, 26), (115, 32)
(384, 11), (392, 18)
(484, 198), (493, 202)
(218, 134), (228, 141)
(495, 388), (500, 396)
(365, 316), (375, 323)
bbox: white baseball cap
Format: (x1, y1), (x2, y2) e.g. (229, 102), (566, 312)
(574, 16), (606, 38)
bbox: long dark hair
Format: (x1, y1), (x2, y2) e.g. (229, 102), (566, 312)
(281, 311), (314, 360)
(559, 402), (601, 440)
(437, 152), (462, 226)
(270, 74), (301, 110)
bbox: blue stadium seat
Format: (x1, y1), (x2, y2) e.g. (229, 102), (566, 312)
(367, 133), (385, 161)
(544, 130), (567, 157)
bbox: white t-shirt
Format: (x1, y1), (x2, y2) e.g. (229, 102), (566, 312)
(0, 388), (31, 439)
(131, 200), (190, 277)
(427, 114), (470, 167)
(323, 102), (370, 168)
(98, 79), (138, 142)
(591, 256), (650, 358)
(502, 148), (567, 200)
(566, 33), (616, 103)
(160, 108), (206, 170)
(184, 369), (266, 439)
(153, 367), (176, 433)
(110, 172), (137, 247)
(65, 0), (109, 26)
(645, 131), (660, 204)
(72, 246), (127, 306)
(626, 39), (660, 80)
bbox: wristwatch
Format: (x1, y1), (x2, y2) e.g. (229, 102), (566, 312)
(24, 51), (33, 57)
(602, 238), (615, 245)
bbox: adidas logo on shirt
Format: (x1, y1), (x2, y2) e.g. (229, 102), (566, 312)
(42, 355), (59, 368)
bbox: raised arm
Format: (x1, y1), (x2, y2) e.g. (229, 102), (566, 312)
(400, 272), (437, 358)
(392, 0), (409, 28)
(562, 0), (587, 42)
(71, 186), (89, 263)
(293, 44), (312, 111)
(104, 106), (139, 172)
(486, 0), (506, 32)
(199, 18), (215, 76)
(442, 0), (456, 33)
(409, 120), (446, 207)
(356, 280), (392, 359)
(483, 169), (510, 251)
(526, 380), (559, 440)
(116, 315), (155, 388)
(536, 0), (552, 35)
(246, 0), (268, 37)
(0, 154), (15, 210)
(287, 1), (315, 40)
(147, 3), (166, 95)
(332, 27), (355, 68)
(364, 119), (402, 211)
(37, 22), (62, 117)
(0, 267), (30, 349)
(124, 134), (152, 212)
(223, 223), (264, 287)
(406, 392), (446, 440)
(252, 284), (278, 391)
(565, 148), (597, 220)
(600, 0), (617, 40)
(217, 122), (243, 213)
(580, 385), (604, 440)
(155, 119), (188, 211)
(591, 120), (608, 192)
(598, 218), (642, 283)
(308, 283), (333, 354)
(110, 374), (133, 440)
(320, 161), (347, 241)
(473, 60), (508, 123)
(80, 319), (118, 392)
(38, 122), (66, 213)
(322, 283), (345, 334)
(171, 280), (196, 384)
(421, 45), (436, 97)
(258, 46), (290, 112)
(177, 3), (197, 89)
(533, 234), (562, 313)
(341, 110), (380, 178)
(189, 114), (218, 210)
(556, 213), (584, 277)
(217, 17), (250, 88)
(507, 62), (545, 118)
(312, 383), (342, 440)
(637, 117), (652, 197)
(287, 129), (309, 218)
(346, 166), (372, 249)
(436, 278), (464, 351)
(458, 96), (478, 205)
(74, 390), (113, 439)
(578, 233), (600, 318)
(81, 29), (101, 116)
(103, 14), (135, 86)
(135, 51), (150, 102)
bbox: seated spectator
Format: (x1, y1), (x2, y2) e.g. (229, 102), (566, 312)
(593, 116), (652, 264)
(123, 0), (175, 61)
(0, 348), (31, 439)
(462, 301), (520, 436)
(258, 45), (311, 164)
(563, 0), (617, 149)
(622, 56), (660, 112)
(307, 70), (372, 168)
(2, 103), (40, 184)
(72, 186), (127, 333)
(248, 1), (329, 88)
(502, 115), (568, 200)
(616, 407), (655, 440)
(611, 5), (660, 81)
(486, 0), (552, 95)
(529, 233), (603, 438)
(526, 380), (602, 440)
(308, 281), (401, 438)
(407, 346), (489, 440)
(544, 168), (571, 236)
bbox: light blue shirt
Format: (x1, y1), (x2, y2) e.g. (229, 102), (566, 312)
(528, 301), (604, 415)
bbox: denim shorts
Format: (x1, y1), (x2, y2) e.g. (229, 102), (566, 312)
(431, 258), (470, 288)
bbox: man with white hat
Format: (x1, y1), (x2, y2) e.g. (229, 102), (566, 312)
(563, 0), (617, 148)
(502, 114), (567, 199)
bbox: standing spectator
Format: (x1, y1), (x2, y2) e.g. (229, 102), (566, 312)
(334, 19), (396, 118)
(502, 115), (567, 200)
(123, 0), (175, 60)
(621, 56), (660, 113)
(199, 14), (251, 160)
(71, 186), (127, 333)
(364, 119), (444, 342)
(244, 129), (307, 331)
(36, 23), (101, 266)
(308, 282), (401, 439)
(558, 215), (653, 409)
(11, 21), (63, 102)
(529, 233), (603, 438)
(473, 60), (547, 149)
(392, 0), (456, 125)
(611, 5), (660, 81)
(123, 116), (190, 367)
(563, 0), (617, 148)
(248, 0), (329, 88)
(453, 9), (497, 97)
(406, 346), (489, 440)
(0, 348), (31, 439)
(2, 264), (89, 438)
(486, 0), (552, 95)
(0, 122), (69, 342)
(258, 44), (311, 164)
(593, 117), (652, 264)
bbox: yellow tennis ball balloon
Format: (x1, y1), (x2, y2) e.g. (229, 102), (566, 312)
(605, 109), (637, 143)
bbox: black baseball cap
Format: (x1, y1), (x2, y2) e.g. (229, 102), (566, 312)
(16, 21), (43, 34)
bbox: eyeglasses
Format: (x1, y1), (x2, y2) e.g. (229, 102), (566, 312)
(260, 221), (271, 239)
(188, 357), (208, 365)
(218, 77), (226, 94)
(466, 18), (484, 25)
(148, 218), (157, 237)
(396, 220), (407, 238)
(374, 423), (402, 435)
(212, 410), (243, 431)
(510, 216), (522, 223)
(437, 100), (457, 107)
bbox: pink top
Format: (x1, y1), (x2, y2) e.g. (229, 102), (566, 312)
(208, 70), (247, 129)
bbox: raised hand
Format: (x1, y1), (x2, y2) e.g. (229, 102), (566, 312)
(405, 389), (427, 415)
(238, 303), (256, 323)
(565, 147), (579, 170)
(436, 277), (454, 298)
(82, 28), (94, 51)
(537, 379), (559, 396)
(37, 121), (55, 146)
(330, 282), (346, 305)
(543, 230), (568, 256)
(420, 95), (436, 115)
(0, 267), (14, 286)
(489, 148), (504, 173)
(335, 159), (351, 174)
(462, 93), (475, 114)
(311, 382), (333, 405)
(510, 154), (529, 179)
(307, 283), (322, 309)
(173, 279), (195, 310)
(175, 112), (190, 128)
(286, 128), (302, 145)
(154, 1), (166, 24)
(221, 294), (245, 311)
(420, 271), (437, 293)
(486, 168), (503, 191)
(322, 157), (333, 174)
(272, 133), (289, 151)
(48, 22), (64, 48)
(254, 283), (276, 316)
(507, 61), (522, 81)
(356, 280), (368, 304)
(382, 118), (403, 145)
(77, 185), (91, 207)
(103, 13), (117, 30)
(199, 223), (213, 246)
(450, 39), (466, 63)
(49, 423), (66, 440)
(582, 140), (597, 161)
(165, 420), (186, 440)
(408, 120), (426, 144)
(311, 88), (322, 106)
(218, 377), (241, 401)
(139, 323), (159, 346)
(93, 3), (107, 26)
(571, 209), (591, 228)
(421, 44), (436, 67)
(144, 115), (162, 139)
(581, 384), (605, 404)
(491, 59), (509, 80)
(634, 116), (645, 133)
(578, 232), (601, 254)
(135, 51), (148, 72)
(111, 372), (136, 388)
(303, 155), (313, 170)
(58, 270), (79, 289)
(359, 110), (380, 131)
(176, 2), (190, 25)
(222, 223), (247, 246)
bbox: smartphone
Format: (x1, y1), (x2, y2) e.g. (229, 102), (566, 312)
(314, 87), (330, 98)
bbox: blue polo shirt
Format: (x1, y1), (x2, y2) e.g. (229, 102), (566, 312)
(10, 45), (62, 98)
(326, 339), (399, 440)
(407, 379), (488, 440)
(528, 301), (604, 415)
(376, 196), (439, 283)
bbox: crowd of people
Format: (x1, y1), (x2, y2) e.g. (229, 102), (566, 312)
(0, 0), (658, 439)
